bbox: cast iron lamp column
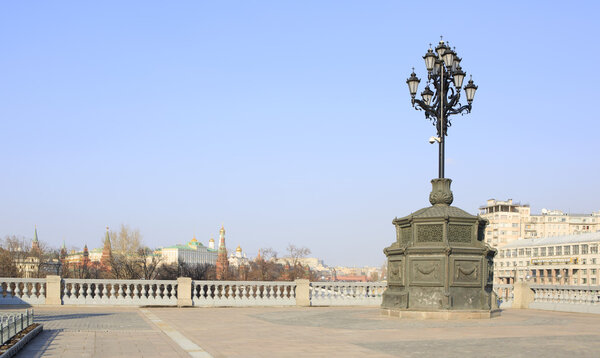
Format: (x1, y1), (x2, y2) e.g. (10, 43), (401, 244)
(406, 37), (478, 179)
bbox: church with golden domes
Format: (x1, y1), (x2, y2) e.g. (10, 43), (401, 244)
(228, 244), (250, 267)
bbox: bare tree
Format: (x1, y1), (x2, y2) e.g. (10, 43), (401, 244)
(285, 244), (311, 280)
(108, 224), (144, 279)
(138, 247), (162, 280)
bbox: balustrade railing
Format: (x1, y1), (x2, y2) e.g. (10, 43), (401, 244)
(530, 285), (600, 307)
(0, 279), (46, 305)
(62, 279), (177, 306)
(0, 309), (34, 345)
(310, 282), (386, 306)
(192, 281), (296, 306)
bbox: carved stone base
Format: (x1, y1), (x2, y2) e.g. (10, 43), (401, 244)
(381, 308), (501, 320)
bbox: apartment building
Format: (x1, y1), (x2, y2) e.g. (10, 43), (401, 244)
(479, 199), (600, 247)
(494, 232), (600, 286)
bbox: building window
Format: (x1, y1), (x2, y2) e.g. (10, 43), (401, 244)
(512, 249), (517, 257)
(573, 278), (578, 284)
(556, 246), (562, 255)
(592, 278), (597, 285)
(526, 248), (532, 257)
(540, 248), (546, 257)
(592, 269), (597, 275)
(582, 245), (589, 254)
(564, 246), (570, 255)
(582, 278), (587, 284)
(533, 248), (539, 256)
(573, 245), (579, 255)
(548, 247), (554, 256)
(591, 245), (598, 254)
(519, 249), (525, 256)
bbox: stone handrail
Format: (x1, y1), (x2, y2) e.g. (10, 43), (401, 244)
(191, 280), (296, 307)
(310, 282), (386, 306)
(529, 285), (600, 313)
(62, 278), (178, 306)
(0, 278), (46, 305)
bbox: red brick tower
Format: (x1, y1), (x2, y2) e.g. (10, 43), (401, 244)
(60, 240), (67, 262)
(215, 225), (229, 280)
(31, 227), (41, 254)
(101, 227), (112, 269)
(82, 244), (90, 267)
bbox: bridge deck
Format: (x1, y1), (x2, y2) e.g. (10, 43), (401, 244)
(2, 306), (599, 357)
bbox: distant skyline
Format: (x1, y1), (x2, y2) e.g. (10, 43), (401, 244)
(1, 1), (599, 266)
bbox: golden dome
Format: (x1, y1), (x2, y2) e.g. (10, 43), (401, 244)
(209, 238), (215, 242)
(236, 245), (242, 252)
(191, 236), (198, 243)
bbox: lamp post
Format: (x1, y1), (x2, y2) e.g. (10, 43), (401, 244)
(406, 37), (478, 178)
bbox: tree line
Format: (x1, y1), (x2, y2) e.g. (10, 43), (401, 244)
(0, 226), (315, 281)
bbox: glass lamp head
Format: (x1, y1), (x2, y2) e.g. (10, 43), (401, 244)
(421, 86), (434, 105)
(406, 70), (420, 98)
(464, 76), (478, 103)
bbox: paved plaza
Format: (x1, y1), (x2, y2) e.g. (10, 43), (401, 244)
(2, 306), (600, 357)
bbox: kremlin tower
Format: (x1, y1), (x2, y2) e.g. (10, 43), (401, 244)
(60, 240), (67, 262)
(31, 227), (41, 254)
(82, 244), (90, 267)
(216, 225), (229, 279)
(101, 227), (112, 269)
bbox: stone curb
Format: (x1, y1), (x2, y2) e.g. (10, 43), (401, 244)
(1, 324), (43, 358)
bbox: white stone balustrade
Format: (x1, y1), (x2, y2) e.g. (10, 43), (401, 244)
(529, 285), (600, 313)
(62, 279), (177, 306)
(310, 282), (386, 306)
(0, 278), (46, 305)
(192, 281), (296, 307)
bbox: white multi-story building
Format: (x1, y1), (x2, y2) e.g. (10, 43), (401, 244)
(160, 237), (217, 266)
(479, 199), (600, 247)
(494, 232), (600, 286)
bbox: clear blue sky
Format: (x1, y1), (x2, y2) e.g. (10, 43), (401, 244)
(1, 1), (599, 266)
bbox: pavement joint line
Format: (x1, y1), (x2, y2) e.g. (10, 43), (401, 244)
(140, 308), (213, 358)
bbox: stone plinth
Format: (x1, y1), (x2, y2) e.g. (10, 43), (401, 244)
(382, 178), (497, 315)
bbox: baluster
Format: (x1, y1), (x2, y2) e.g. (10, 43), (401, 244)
(86, 284), (92, 300)
(226, 285), (232, 301)
(117, 284), (123, 299)
(78, 284), (85, 302)
(124, 284), (131, 300)
(31, 283), (38, 300)
(141, 285), (147, 300)
(149, 284), (156, 300)
(14, 284), (21, 299)
(204, 285), (211, 300)
(40, 283), (45, 299)
(192, 284), (198, 300)
(133, 284), (139, 300)
(93, 284), (100, 300)
(63, 284), (69, 300)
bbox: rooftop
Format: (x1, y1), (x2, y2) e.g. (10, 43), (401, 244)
(502, 231), (600, 248)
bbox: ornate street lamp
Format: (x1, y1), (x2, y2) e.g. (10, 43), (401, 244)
(406, 37), (478, 178)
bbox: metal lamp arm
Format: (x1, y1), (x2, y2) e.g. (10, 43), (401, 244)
(413, 99), (439, 119)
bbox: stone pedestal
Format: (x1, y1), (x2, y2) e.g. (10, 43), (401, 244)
(382, 179), (497, 315)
